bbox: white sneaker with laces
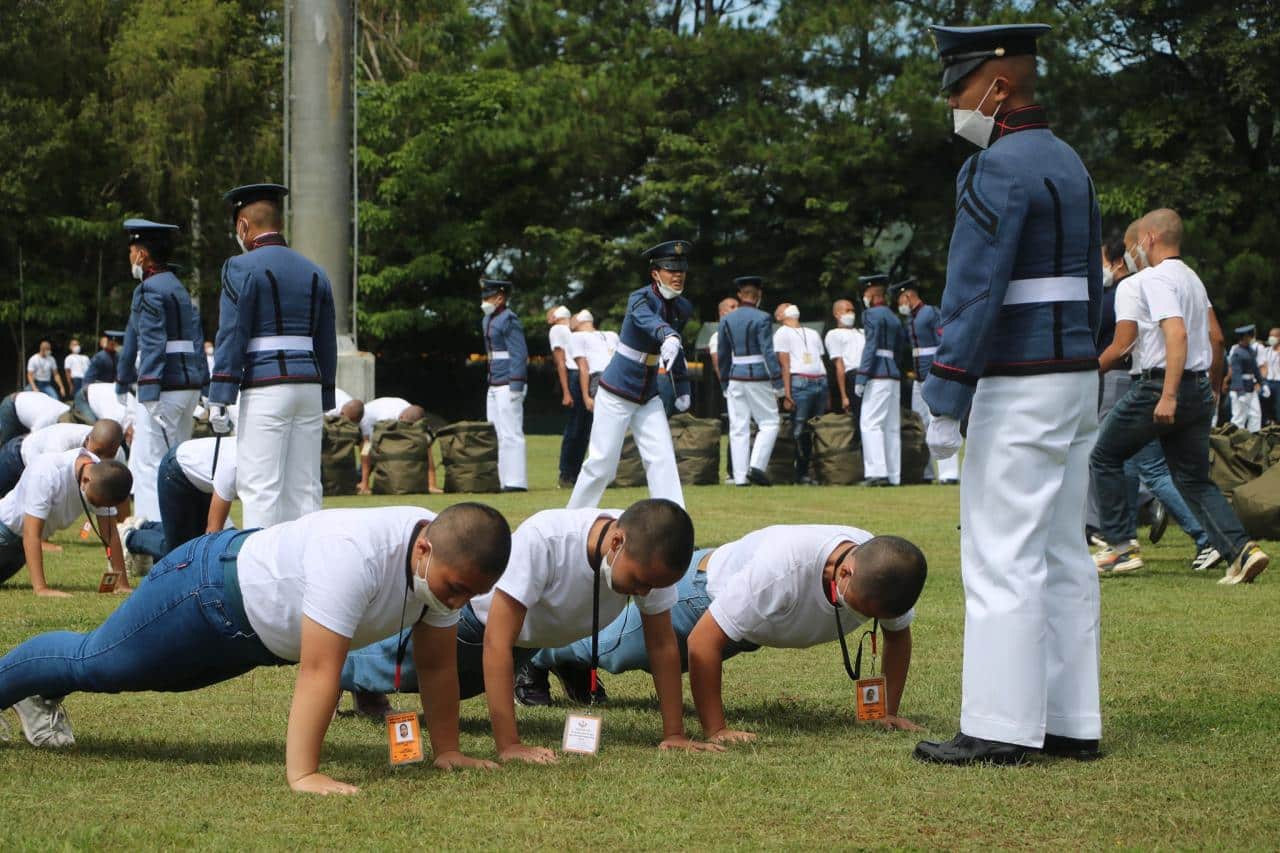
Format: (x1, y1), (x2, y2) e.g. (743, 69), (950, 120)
(1219, 542), (1269, 585)
(1190, 546), (1222, 572)
(117, 515), (153, 577)
(12, 696), (75, 748)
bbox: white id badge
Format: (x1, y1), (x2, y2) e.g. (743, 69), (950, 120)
(562, 713), (603, 755)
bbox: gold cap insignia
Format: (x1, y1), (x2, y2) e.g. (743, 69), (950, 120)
(995, 46), (1006, 56)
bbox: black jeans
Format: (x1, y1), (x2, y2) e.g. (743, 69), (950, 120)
(1090, 374), (1249, 560)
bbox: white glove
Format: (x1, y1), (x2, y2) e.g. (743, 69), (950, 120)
(210, 404), (232, 435)
(1262, 384), (1271, 399)
(674, 394), (690, 412)
(508, 388), (526, 404)
(117, 392), (129, 407)
(854, 385), (865, 398)
(926, 416), (963, 459)
(658, 335), (682, 372)
(774, 387), (786, 399)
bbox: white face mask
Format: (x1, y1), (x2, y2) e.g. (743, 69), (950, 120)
(131, 263), (144, 281)
(600, 541), (621, 593)
(862, 297), (872, 309)
(410, 548), (454, 617)
(1102, 268), (1115, 289)
(1269, 337), (1279, 348)
(898, 303), (911, 317)
(839, 313), (855, 328)
(783, 305), (800, 320)
(658, 283), (683, 301)
(832, 572), (851, 610)
(952, 79), (999, 149)
(552, 307), (571, 321)
(71, 345), (81, 354)
(481, 300), (497, 316)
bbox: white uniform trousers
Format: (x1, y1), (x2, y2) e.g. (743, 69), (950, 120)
(912, 381), (960, 481)
(859, 378), (900, 483)
(726, 380), (779, 484)
(128, 389), (199, 520)
(237, 384), (322, 529)
(486, 385), (527, 489)
(960, 371), (1101, 747)
(1230, 391), (1261, 432)
(566, 387), (684, 509)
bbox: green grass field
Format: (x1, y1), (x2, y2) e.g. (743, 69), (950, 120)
(2, 435), (1278, 850)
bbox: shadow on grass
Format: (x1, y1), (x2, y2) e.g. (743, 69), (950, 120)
(66, 735), (372, 766)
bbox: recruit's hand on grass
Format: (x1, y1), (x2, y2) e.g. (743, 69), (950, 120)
(707, 728), (757, 745)
(659, 734), (724, 753)
(433, 751), (498, 771)
(498, 743), (557, 765)
(34, 587), (72, 599)
(873, 715), (922, 732)
(289, 772), (359, 796)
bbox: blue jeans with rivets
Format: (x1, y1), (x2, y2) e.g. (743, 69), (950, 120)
(0, 528), (285, 708)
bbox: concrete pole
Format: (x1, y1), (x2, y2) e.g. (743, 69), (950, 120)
(289, 0), (351, 340)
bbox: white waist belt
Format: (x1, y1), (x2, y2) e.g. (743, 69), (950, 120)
(246, 335), (313, 353)
(164, 341), (195, 354)
(875, 348), (894, 358)
(490, 351), (510, 360)
(912, 346), (938, 357)
(732, 354), (765, 365)
(615, 342), (659, 366)
(1003, 276), (1089, 306)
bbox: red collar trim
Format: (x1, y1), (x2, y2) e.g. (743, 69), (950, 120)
(250, 232), (287, 250)
(142, 266), (168, 281)
(992, 104), (1049, 142)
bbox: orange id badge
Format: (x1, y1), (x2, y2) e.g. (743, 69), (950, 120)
(386, 711), (424, 766)
(97, 568), (119, 594)
(855, 676), (887, 722)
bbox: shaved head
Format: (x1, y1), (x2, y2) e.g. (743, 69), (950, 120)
(400, 404), (427, 423)
(85, 460), (132, 507)
(1142, 208), (1184, 250)
(340, 399), (364, 425)
(718, 296), (741, 316)
(86, 419), (124, 458)
(832, 299), (853, 315)
(239, 199), (282, 231)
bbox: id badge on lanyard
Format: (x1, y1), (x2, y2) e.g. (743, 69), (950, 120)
(830, 545), (886, 722)
(563, 517), (613, 756)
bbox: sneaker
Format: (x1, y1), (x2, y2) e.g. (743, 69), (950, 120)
(1088, 532), (1107, 549)
(1190, 545), (1223, 572)
(117, 516), (153, 577)
(1218, 542), (1269, 585)
(11, 696), (75, 748)
(551, 664), (608, 705)
(1148, 499), (1169, 544)
(514, 662), (552, 707)
(557, 477), (575, 490)
(1095, 541), (1144, 575)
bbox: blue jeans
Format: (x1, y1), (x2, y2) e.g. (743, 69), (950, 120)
(558, 370), (591, 481)
(0, 395), (22, 446)
(790, 376), (828, 479)
(532, 549), (759, 674)
(0, 522), (25, 586)
(1269, 381), (1280, 424)
(71, 378), (83, 396)
(0, 529), (285, 709)
(73, 387), (96, 425)
(1091, 375), (1250, 560)
(1125, 440), (1208, 548)
(339, 604), (536, 697)
(124, 448), (212, 560)
(0, 436), (26, 496)
(34, 381), (59, 401)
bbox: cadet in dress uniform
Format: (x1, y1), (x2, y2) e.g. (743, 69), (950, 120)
(1228, 325), (1264, 432)
(115, 220), (207, 521)
(208, 184), (337, 529)
(856, 275), (905, 486)
(566, 241), (693, 509)
(913, 24), (1104, 765)
(481, 279), (529, 491)
(717, 277), (784, 486)
(891, 278), (959, 483)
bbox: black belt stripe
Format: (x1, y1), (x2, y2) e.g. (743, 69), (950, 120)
(1043, 178), (1065, 359)
(167, 293), (190, 387)
(308, 273), (320, 373)
(265, 269), (288, 376)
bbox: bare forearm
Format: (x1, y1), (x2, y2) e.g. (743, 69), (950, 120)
(22, 529), (48, 590)
(881, 629), (912, 717)
(285, 666), (339, 784)
(554, 354), (569, 396)
(689, 644), (726, 737)
(835, 361), (848, 400)
(207, 496), (232, 533)
(779, 354), (792, 396)
(420, 664), (461, 757)
(1163, 333), (1188, 398)
(648, 639), (687, 739)
(483, 644), (520, 749)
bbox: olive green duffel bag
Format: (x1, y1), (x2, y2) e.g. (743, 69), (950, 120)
(611, 431), (647, 488)
(766, 428), (797, 485)
(436, 420), (501, 494)
(900, 409), (929, 485)
(670, 413), (721, 486)
(371, 419), (435, 495)
(321, 414), (362, 496)
(810, 412), (862, 485)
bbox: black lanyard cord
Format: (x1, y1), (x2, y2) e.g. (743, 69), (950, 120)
(829, 543), (877, 682)
(78, 491), (112, 558)
(588, 517), (616, 704)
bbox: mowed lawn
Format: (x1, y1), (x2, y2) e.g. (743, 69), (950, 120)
(2, 435), (1278, 850)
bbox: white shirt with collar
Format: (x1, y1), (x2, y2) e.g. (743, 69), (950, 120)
(174, 437), (239, 500)
(359, 396), (411, 441)
(824, 328), (865, 374)
(549, 323), (573, 359)
(13, 391), (68, 430)
(569, 330), (615, 375)
(0, 448), (107, 536)
(468, 508), (678, 649)
(26, 353), (57, 382)
(705, 524), (914, 649)
(64, 352), (91, 379)
(1115, 259), (1213, 373)
(236, 506), (456, 662)
(773, 325), (827, 377)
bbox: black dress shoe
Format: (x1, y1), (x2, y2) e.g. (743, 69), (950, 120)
(939, 478), (959, 485)
(913, 733), (1032, 766)
(501, 486), (528, 493)
(862, 477), (888, 487)
(514, 662), (552, 707)
(351, 690), (393, 720)
(747, 467), (772, 487)
(1042, 733), (1102, 761)
(1148, 499), (1169, 544)
(551, 664), (608, 705)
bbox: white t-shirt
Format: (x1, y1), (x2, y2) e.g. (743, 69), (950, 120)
(87, 384), (133, 426)
(13, 391), (69, 430)
(1259, 346), (1280, 382)
(20, 423), (90, 466)
(26, 353), (57, 382)
(64, 353), (90, 379)
(1116, 259), (1213, 373)
(569, 330), (615, 375)
(326, 388), (353, 417)
(549, 323), (573, 358)
(0, 449), (108, 535)
(705, 525), (914, 649)
(236, 506), (456, 662)
(824, 328), (865, 374)
(773, 326), (826, 377)
(360, 396), (410, 440)
(469, 508), (677, 649)
(175, 437), (238, 500)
